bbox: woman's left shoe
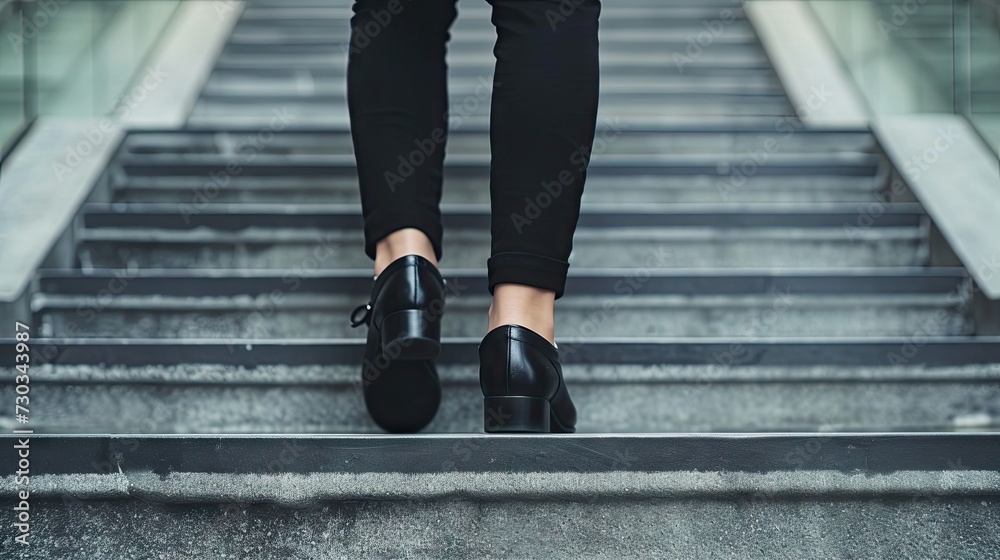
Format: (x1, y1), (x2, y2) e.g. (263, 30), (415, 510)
(478, 324), (577, 433)
(350, 254), (445, 433)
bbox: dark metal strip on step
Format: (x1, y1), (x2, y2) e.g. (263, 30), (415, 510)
(113, 152), (881, 176)
(115, 150), (880, 167)
(35, 268), (970, 297)
(236, 6), (751, 21)
(120, 125), (873, 136)
(2, 433), (997, 476)
(210, 60), (774, 73)
(80, 203), (925, 230)
(4, 338), (999, 367)
(196, 92), (793, 106)
(205, 64), (778, 81)
(188, 114), (810, 130)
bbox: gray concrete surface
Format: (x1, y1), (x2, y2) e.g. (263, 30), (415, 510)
(3, 476), (998, 558)
(77, 228), (926, 270)
(4, 364), (997, 434)
(36, 293), (968, 339)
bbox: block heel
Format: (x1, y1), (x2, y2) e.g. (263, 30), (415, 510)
(479, 324), (577, 434)
(380, 308), (441, 360)
(484, 396), (551, 433)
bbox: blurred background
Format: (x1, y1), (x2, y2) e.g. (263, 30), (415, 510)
(1, 0), (998, 154)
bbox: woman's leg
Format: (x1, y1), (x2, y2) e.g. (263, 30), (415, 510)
(483, 0), (602, 344)
(347, 0), (458, 433)
(347, 0), (458, 274)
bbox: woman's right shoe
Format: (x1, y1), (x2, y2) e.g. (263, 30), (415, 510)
(478, 324), (577, 433)
(350, 254), (446, 433)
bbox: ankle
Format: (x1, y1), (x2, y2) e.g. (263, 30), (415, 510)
(374, 228), (438, 276)
(487, 284), (556, 346)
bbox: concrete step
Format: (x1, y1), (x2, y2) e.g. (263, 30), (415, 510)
(74, 204), (929, 270)
(112, 150), (880, 169)
(185, 113), (807, 129)
(2, 434), (998, 558)
(237, 5), (753, 21)
(115, 128), (877, 156)
(202, 74), (788, 97)
(214, 50), (771, 69)
(32, 287), (969, 339)
(109, 128), (891, 204)
(232, 8), (758, 30)
(190, 99), (793, 121)
(196, 3), (786, 124)
(74, 235), (927, 269)
(192, 0), (783, 126)
(228, 27), (763, 45)
(221, 35), (762, 55)
(34, 269), (970, 339)
(196, 90), (791, 110)
(4, 338), (997, 433)
(113, 175), (890, 204)
(205, 61), (778, 80)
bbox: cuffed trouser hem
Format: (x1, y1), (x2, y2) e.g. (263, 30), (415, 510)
(487, 251), (571, 300)
(363, 207), (443, 262)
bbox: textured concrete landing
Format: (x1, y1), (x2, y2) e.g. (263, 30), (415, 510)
(5, 492), (998, 559)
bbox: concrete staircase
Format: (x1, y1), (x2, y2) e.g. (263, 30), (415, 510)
(3, 0), (999, 557)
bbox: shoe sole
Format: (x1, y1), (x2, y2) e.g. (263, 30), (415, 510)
(364, 358), (441, 433)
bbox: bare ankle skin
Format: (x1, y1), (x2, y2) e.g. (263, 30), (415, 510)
(374, 228), (438, 276)
(487, 283), (556, 346)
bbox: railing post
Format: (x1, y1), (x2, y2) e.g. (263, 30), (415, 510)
(952, 0), (972, 117)
(20, 0), (38, 127)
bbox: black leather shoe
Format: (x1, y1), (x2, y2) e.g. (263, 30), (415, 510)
(478, 324), (576, 433)
(350, 254), (446, 360)
(350, 254), (446, 433)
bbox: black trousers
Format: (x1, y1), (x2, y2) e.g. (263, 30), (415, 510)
(347, 0), (600, 299)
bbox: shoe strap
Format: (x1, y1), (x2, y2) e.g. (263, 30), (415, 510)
(349, 301), (372, 328)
